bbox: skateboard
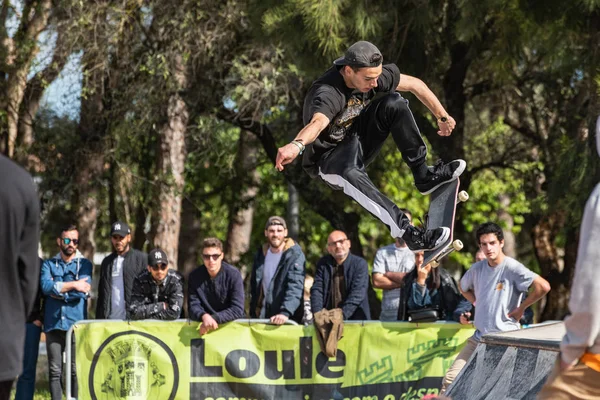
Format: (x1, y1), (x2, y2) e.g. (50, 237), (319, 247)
(422, 178), (469, 268)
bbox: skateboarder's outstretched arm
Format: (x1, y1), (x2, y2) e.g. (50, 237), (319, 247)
(396, 74), (456, 137)
(276, 112), (330, 171)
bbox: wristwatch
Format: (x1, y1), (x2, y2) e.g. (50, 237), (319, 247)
(439, 116), (448, 123)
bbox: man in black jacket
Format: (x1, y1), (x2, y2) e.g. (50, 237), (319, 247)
(188, 238), (245, 335)
(95, 221), (147, 319)
(250, 216), (306, 324)
(311, 230), (371, 320)
(15, 258), (44, 400)
(0, 155), (40, 400)
(128, 249), (184, 320)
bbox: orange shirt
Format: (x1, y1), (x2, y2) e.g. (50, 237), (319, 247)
(581, 352), (600, 372)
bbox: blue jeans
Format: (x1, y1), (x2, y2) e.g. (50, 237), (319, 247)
(14, 323), (41, 400)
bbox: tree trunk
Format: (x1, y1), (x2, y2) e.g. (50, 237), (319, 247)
(2, 0), (52, 157)
(287, 182), (300, 241)
(498, 194), (516, 258)
(530, 211), (568, 321)
(225, 130), (261, 271)
(178, 197), (201, 278)
(17, 17), (69, 166)
(150, 55), (188, 269)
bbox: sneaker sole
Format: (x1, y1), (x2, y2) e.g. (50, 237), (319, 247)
(417, 159), (467, 195)
(431, 227), (451, 250)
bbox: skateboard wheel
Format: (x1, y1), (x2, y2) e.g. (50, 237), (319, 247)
(430, 260), (440, 268)
(458, 191), (469, 202)
(452, 240), (463, 251)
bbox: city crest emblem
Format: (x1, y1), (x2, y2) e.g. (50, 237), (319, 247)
(89, 331), (179, 400)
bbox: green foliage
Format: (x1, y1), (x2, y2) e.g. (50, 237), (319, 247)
(14, 0), (600, 322)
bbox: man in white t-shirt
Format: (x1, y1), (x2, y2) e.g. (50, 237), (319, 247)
(440, 222), (551, 393)
(250, 216), (306, 325)
(372, 209), (416, 321)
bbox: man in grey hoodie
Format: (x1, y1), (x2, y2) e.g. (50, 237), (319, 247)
(538, 117), (600, 399)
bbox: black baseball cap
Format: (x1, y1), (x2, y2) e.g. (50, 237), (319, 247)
(110, 221), (131, 236)
(148, 248), (168, 267)
(333, 41), (383, 68)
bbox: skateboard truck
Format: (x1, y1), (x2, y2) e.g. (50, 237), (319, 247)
(430, 240), (463, 268)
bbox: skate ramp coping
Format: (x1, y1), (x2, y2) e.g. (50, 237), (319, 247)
(445, 322), (563, 400)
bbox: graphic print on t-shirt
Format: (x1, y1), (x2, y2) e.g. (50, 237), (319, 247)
(329, 94), (370, 142)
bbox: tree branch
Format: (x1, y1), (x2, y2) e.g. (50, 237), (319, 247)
(503, 115), (542, 144)
(217, 107), (278, 162)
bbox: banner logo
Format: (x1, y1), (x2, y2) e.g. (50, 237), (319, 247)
(89, 331), (179, 400)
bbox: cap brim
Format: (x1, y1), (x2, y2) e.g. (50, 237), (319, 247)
(333, 56), (347, 66)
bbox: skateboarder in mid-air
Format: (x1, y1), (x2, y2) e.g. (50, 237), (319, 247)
(275, 41), (466, 251)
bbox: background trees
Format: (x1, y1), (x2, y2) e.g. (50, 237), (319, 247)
(3, 0), (599, 320)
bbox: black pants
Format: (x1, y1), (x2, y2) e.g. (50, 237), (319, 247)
(318, 93), (428, 238)
(46, 329), (77, 400)
(0, 380), (13, 400)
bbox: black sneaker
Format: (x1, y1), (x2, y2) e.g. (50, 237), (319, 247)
(402, 224), (450, 252)
(415, 159), (466, 195)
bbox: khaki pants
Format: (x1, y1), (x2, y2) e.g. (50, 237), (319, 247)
(440, 337), (479, 394)
(537, 358), (600, 399)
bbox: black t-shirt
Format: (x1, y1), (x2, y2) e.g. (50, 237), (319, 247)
(301, 64), (401, 176)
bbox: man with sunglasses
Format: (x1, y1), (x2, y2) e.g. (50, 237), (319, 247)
(96, 221), (147, 320)
(188, 238), (245, 335)
(128, 248), (184, 320)
(311, 230), (370, 321)
(250, 216), (306, 325)
(40, 225), (92, 400)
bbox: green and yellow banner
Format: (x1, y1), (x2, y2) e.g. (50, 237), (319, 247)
(75, 320), (474, 400)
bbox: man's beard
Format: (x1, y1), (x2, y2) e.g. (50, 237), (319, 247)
(61, 246), (75, 256)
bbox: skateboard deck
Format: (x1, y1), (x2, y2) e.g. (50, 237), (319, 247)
(423, 178), (468, 267)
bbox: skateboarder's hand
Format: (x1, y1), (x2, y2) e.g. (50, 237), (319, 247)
(507, 306), (525, 322)
(437, 115), (456, 136)
(275, 143), (301, 171)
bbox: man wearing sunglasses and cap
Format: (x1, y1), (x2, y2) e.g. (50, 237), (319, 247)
(96, 221), (147, 320)
(40, 225), (92, 400)
(275, 41), (466, 252)
(128, 248), (184, 320)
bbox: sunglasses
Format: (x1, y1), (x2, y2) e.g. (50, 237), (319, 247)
(202, 253), (222, 261)
(327, 238), (348, 247)
(61, 238), (79, 245)
(151, 264), (168, 271)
